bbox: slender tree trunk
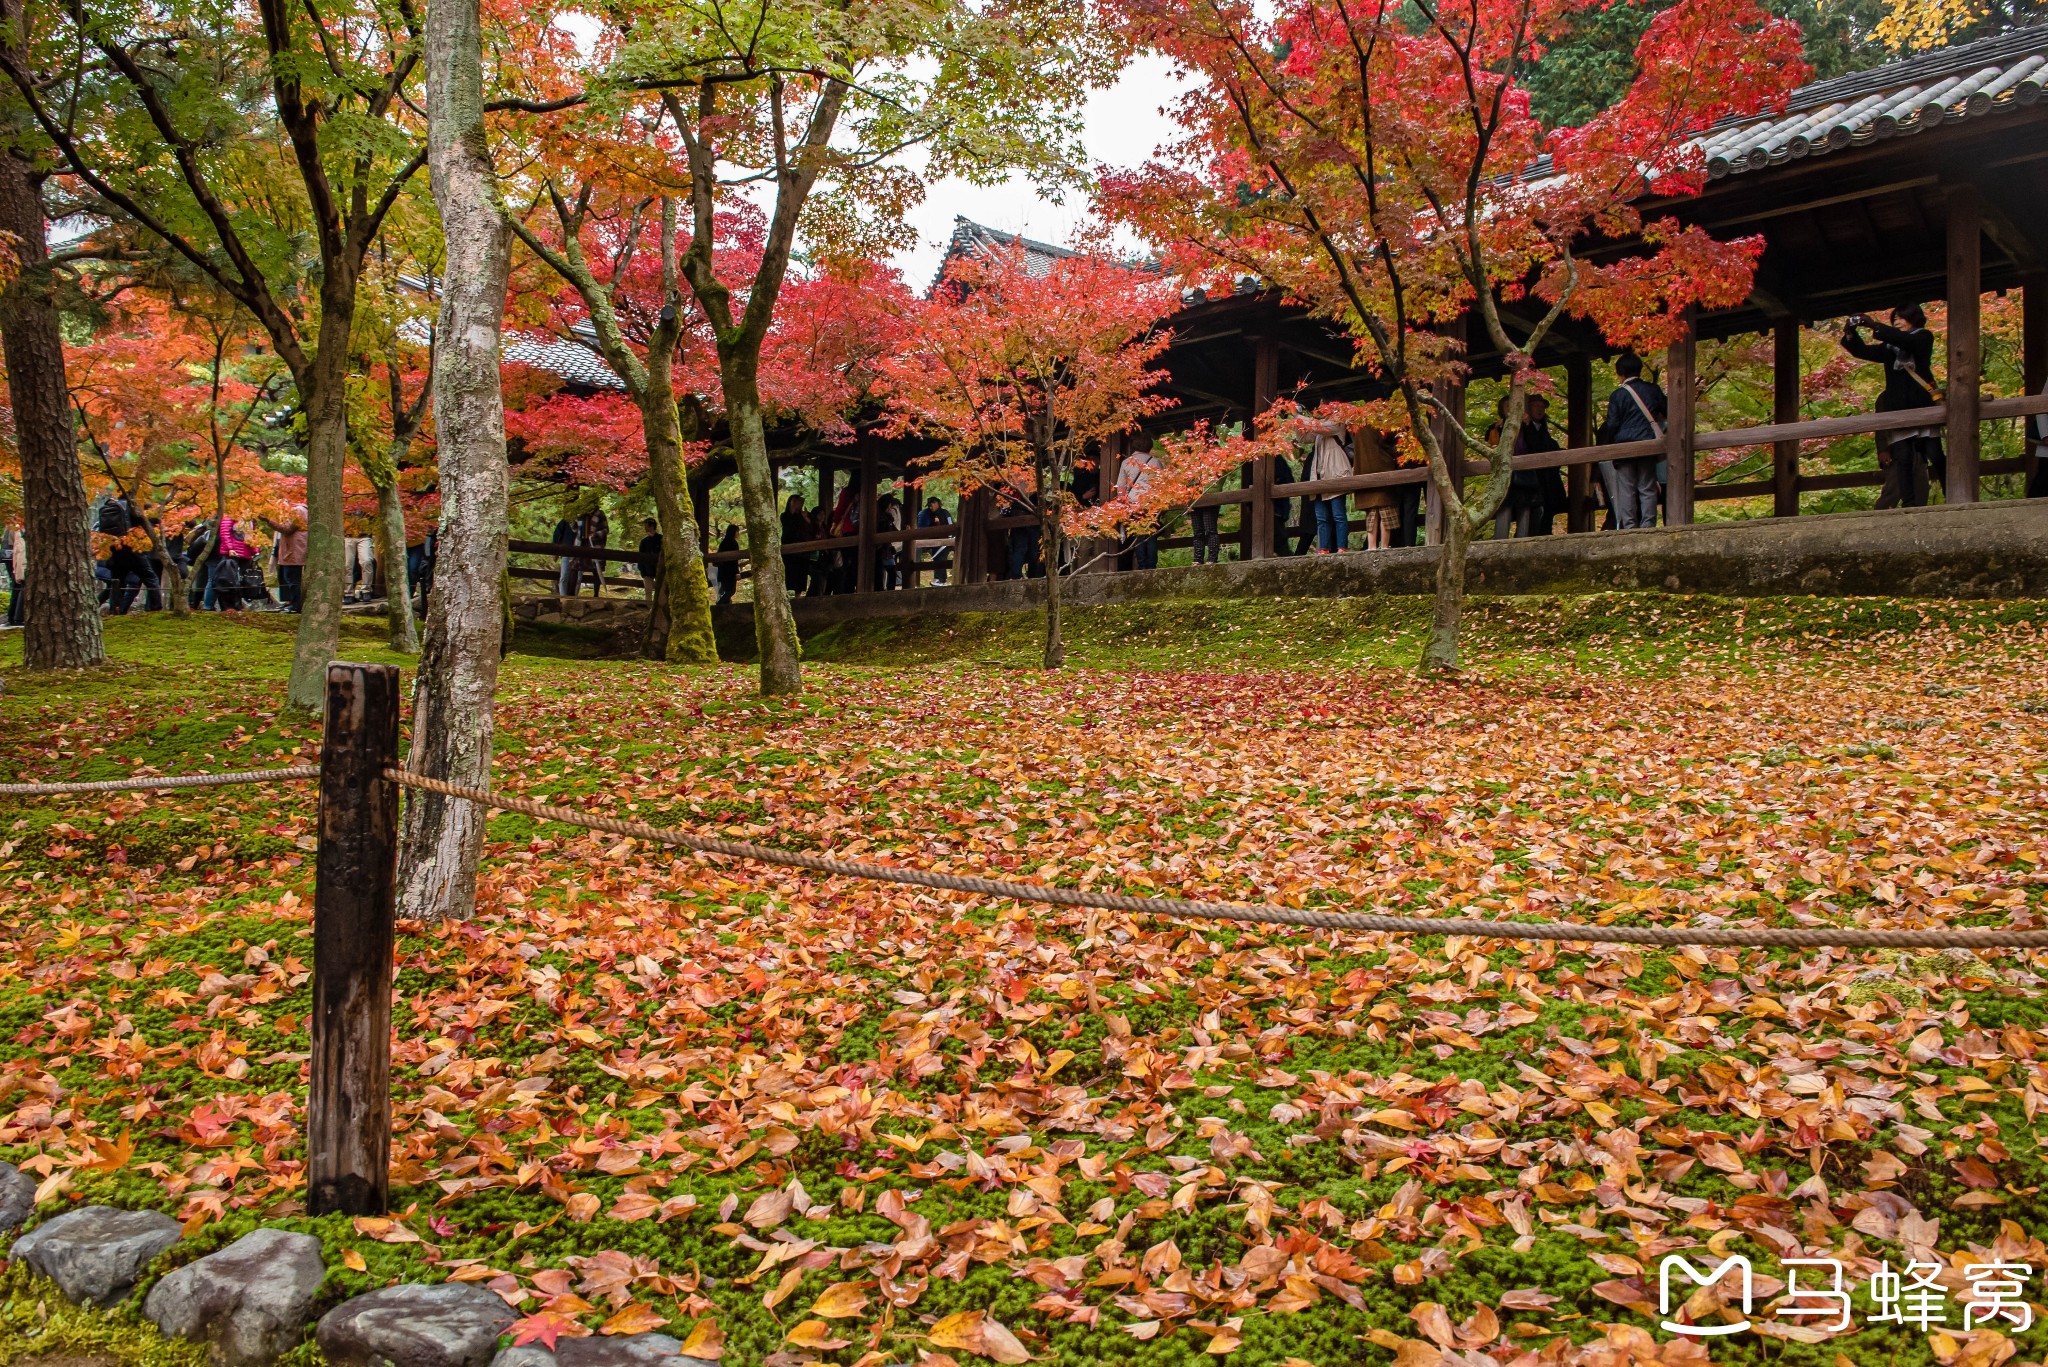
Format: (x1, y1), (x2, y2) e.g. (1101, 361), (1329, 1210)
(1041, 510), (1065, 669)
(1422, 497), (1470, 673)
(722, 360), (800, 693)
(372, 463), (419, 652)
(641, 380), (716, 664)
(0, 148), (99, 669)
(397, 0), (510, 922)
(283, 338), (351, 714)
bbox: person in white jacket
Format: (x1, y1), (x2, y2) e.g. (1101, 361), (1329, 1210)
(1306, 421), (1354, 553)
(1116, 432), (1164, 570)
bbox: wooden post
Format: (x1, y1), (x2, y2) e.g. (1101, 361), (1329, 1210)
(1946, 184), (1982, 504)
(1086, 433), (1123, 573)
(855, 440), (878, 593)
(2026, 273), (2047, 495)
(1248, 336), (1280, 558)
(1663, 312), (1697, 526)
(309, 662), (400, 1218)
(1565, 356), (1591, 532)
(955, 488), (985, 584)
(1772, 320), (1801, 517)
(1425, 319), (1466, 545)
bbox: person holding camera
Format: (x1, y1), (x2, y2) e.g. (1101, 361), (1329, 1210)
(1841, 306), (1943, 508)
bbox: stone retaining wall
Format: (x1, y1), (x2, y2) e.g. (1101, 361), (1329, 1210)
(511, 501), (2047, 642)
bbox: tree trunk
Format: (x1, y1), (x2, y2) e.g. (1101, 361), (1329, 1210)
(372, 466), (419, 653)
(283, 338), (351, 715)
(396, 0), (510, 922)
(1041, 511), (1065, 669)
(641, 381), (717, 664)
(723, 362), (801, 693)
(1421, 496), (1470, 673)
(0, 147), (100, 670)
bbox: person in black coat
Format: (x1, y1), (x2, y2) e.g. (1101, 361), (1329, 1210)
(1841, 305), (1943, 508)
(1496, 394), (1565, 538)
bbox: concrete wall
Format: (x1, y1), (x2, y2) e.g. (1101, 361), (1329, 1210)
(757, 500), (2048, 628)
(515, 501), (2047, 640)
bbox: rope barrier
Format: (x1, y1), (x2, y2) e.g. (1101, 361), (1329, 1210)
(384, 768), (2047, 951)
(0, 766), (321, 797)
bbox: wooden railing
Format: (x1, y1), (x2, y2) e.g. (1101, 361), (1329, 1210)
(507, 391), (2047, 594)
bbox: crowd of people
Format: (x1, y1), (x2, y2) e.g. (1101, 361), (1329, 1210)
(0, 495), (437, 625)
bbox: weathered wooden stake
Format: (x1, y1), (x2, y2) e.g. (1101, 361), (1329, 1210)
(308, 661), (401, 1217)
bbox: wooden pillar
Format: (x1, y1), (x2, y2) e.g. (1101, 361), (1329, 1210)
(1664, 311), (1697, 526)
(1248, 336), (1280, 558)
(1565, 356), (1592, 532)
(309, 662), (400, 1217)
(1772, 320), (1801, 518)
(1425, 379), (1465, 545)
(1086, 434), (1123, 573)
(2026, 274), (2047, 495)
(956, 488), (987, 584)
(1946, 185), (1982, 504)
(855, 440), (878, 592)
(1425, 320), (1466, 546)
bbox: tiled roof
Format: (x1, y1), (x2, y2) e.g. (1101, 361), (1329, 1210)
(1699, 23), (2048, 179)
(930, 217), (1080, 294)
(398, 274), (626, 391)
(503, 319), (624, 391)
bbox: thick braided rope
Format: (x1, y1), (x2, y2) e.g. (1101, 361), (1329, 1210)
(0, 766), (321, 797)
(387, 769), (2046, 950)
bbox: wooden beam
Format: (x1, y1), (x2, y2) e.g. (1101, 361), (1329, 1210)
(1947, 184), (1982, 504)
(1565, 356), (1592, 531)
(1664, 310), (1697, 526)
(1772, 320), (1800, 518)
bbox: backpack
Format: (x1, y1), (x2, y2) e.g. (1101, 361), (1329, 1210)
(97, 499), (132, 537)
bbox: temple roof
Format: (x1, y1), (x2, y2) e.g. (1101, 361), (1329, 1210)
(928, 217), (1079, 294)
(1700, 22), (2047, 179)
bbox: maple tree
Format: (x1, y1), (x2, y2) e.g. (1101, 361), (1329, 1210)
(538, 0), (1123, 696)
(505, 158), (732, 666)
(1101, 0), (1807, 671)
(67, 296), (295, 615)
(880, 243), (1191, 668)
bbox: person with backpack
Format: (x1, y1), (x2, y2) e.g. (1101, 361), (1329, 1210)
(100, 493), (163, 614)
(1841, 306), (1943, 508)
(1597, 353), (1668, 529)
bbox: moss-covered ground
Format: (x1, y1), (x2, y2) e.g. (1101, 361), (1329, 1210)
(3, 595), (2046, 1367)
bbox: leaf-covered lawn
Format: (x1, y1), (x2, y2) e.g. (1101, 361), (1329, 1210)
(4, 599), (2048, 1367)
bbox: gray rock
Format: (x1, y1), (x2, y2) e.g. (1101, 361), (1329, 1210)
(10, 1205), (183, 1306)
(145, 1228), (326, 1367)
(0, 1162), (32, 1233)
(490, 1335), (716, 1367)
(318, 1282), (517, 1367)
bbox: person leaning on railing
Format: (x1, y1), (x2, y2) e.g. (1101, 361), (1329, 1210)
(1597, 354), (1667, 530)
(1840, 305), (1944, 509)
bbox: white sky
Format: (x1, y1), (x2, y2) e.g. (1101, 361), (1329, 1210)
(886, 55), (1188, 289)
